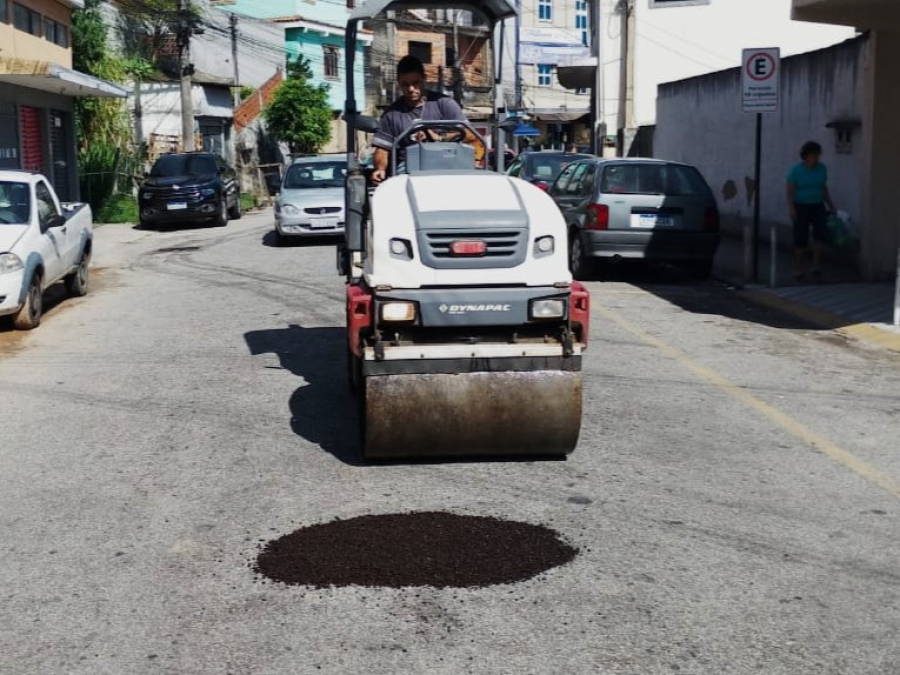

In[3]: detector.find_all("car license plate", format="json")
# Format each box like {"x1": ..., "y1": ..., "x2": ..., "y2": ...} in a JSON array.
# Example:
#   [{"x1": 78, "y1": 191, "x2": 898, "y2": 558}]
[
  {"x1": 167, "y1": 202, "x2": 188, "y2": 211},
  {"x1": 631, "y1": 214, "x2": 674, "y2": 228},
  {"x1": 309, "y1": 219, "x2": 338, "y2": 230}
]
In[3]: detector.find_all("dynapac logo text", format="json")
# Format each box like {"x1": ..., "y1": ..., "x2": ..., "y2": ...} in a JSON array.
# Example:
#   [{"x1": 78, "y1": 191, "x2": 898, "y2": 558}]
[{"x1": 439, "y1": 304, "x2": 512, "y2": 314}]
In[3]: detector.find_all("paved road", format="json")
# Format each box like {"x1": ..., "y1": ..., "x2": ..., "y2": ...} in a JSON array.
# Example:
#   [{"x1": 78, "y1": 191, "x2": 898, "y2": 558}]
[{"x1": 2, "y1": 209, "x2": 899, "y2": 675}]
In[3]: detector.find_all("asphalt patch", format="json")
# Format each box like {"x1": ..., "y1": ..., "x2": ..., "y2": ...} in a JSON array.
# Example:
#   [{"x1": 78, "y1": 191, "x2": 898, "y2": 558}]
[{"x1": 254, "y1": 511, "x2": 578, "y2": 588}]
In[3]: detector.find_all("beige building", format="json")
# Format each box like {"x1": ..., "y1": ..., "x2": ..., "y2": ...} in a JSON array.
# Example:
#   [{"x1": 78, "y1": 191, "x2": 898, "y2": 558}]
[
  {"x1": 0, "y1": 0, "x2": 125, "y2": 199},
  {"x1": 792, "y1": 0, "x2": 900, "y2": 280}
]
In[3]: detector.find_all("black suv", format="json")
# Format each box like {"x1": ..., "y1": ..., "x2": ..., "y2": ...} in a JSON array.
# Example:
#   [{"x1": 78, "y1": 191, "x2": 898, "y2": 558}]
[{"x1": 139, "y1": 152, "x2": 241, "y2": 229}]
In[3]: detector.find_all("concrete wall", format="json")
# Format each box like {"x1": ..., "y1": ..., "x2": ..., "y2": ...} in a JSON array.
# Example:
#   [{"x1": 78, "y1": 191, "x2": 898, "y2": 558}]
[
  {"x1": 656, "y1": 37, "x2": 866, "y2": 247},
  {"x1": 860, "y1": 31, "x2": 900, "y2": 280},
  {"x1": 0, "y1": 0, "x2": 73, "y2": 68}
]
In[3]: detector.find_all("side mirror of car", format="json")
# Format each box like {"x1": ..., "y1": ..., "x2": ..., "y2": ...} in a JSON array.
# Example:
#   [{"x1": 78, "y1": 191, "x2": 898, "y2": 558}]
[{"x1": 47, "y1": 214, "x2": 66, "y2": 229}]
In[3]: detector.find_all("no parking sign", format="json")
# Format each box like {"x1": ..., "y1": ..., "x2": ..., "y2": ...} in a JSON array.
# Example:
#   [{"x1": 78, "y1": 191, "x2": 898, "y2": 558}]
[{"x1": 742, "y1": 48, "x2": 780, "y2": 113}]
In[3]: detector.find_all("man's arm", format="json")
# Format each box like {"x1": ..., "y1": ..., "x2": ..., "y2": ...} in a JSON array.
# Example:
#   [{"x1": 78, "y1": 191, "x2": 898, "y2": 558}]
[
  {"x1": 371, "y1": 114, "x2": 395, "y2": 183},
  {"x1": 438, "y1": 97, "x2": 477, "y2": 143}
]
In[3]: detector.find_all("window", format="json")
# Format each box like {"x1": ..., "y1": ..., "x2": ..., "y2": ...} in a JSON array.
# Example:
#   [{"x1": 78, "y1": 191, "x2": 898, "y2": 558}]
[
  {"x1": 323, "y1": 45, "x2": 340, "y2": 80},
  {"x1": 537, "y1": 64, "x2": 552, "y2": 87},
  {"x1": 575, "y1": 0, "x2": 589, "y2": 46},
  {"x1": 408, "y1": 40, "x2": 432, "y2": 64},
  {"x1": 600, "y1": 163, "x2": 712, "y2": 196},
  {"x1": 445, "y1": 47, "x2": 456, "y2": 68},
  {"x1": 284, "y1": 161, "x2": 347, "y2": 189},
  {"x1": 552, "y1": 164, "x2": 578, "y2": 195},
  {"x1": 13, "y1": 3, "x2": 41, "y2": 36},
  {"x1": 538, "y1": 0, "x2": 552, "y2": 21},
  {"x1": 0, "y1": 1, "x2": 7, "y2": 24},
  {"x1": 44, "y1": 18, "x2": 68, "y2": 47},
  {"x1": 35, "y1": 182, "x2": 59, "y2": 229},
  {"x1": 346, "y1": 0, "x2": 355, "y2": 7},
  {"x1": 0, "y1": 182, "x2": 31, "y2": 225}
]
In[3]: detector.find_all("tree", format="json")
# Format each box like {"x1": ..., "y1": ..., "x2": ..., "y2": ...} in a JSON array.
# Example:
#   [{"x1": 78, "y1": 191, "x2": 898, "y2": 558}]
[{"x1": 265, "y1": 56, "x2": 332, "y2": 154}]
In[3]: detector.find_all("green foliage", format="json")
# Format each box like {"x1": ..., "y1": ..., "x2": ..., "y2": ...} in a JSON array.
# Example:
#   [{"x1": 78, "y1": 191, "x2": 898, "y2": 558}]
[
  {"x1": 265, "y1": 56, "x2": 332, "y2": 154},
  {"x1": 239, "y1": 85, "x2": 257, "y2": 101},
  {"x1": 115, "y1": 0, "x2": 200, "y2": 65},
  {"x1": 240, "y1": 192, "x2": 257, "y2": 212},
  {"x1": 97, "y1": 194, "x2": 139, "y2": 224}
]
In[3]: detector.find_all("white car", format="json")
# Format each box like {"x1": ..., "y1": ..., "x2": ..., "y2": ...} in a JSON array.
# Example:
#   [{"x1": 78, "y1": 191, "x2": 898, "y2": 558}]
[
  {"x1": 274, "y1": 155, "x2": 347, "y2": 243},
  {"x1": 0, "y1": 171, "x2": 93, "y2": 330}
]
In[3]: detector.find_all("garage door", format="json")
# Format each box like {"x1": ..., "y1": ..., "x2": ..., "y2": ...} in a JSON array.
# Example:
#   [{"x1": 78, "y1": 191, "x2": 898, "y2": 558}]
[{"x1": 20, "y1": 106, "x2": 44, "y2": 174}]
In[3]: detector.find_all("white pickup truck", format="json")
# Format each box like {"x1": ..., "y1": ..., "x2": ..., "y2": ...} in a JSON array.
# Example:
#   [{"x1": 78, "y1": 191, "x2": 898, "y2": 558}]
[{"x1": 0, "y1": 171, "x2": 93, "y2": 330}]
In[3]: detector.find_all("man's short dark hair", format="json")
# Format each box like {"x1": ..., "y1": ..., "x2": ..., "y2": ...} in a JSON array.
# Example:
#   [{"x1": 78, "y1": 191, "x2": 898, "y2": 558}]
[
  {"x1": 800, "y1": 141, "x2": 822, "y2": 159},
  {"x1": 398, "y1": 55, "x2": 425, "y2": 77}
]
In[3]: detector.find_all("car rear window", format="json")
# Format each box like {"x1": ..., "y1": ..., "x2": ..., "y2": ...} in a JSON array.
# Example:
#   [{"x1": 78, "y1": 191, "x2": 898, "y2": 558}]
[
  {"x1": 600, "y1": 164, "x2": 710, "y2": 196},
  {"x1": 528, "y1": 154, "x2": 589, "y2": 181},
  {"x1": 284, "y1": 162, "x2": 347, "y2": 189},
  {"x1": 151, "y1": 154, "x2": 218, "y2": 177},
  {"x1": 0, "y1": 181, "x2": 30, "y2": 225}
]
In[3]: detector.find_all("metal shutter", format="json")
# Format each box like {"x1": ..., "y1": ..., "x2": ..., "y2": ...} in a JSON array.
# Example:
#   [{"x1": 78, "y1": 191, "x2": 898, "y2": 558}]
[{"x1": 20, "y1": 106, "x2": 43, "y2": 173}]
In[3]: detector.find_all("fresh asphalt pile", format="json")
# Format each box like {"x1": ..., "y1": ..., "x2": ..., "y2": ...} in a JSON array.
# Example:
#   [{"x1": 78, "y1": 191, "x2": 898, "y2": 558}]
[{"x1": 254, "y1": 511, "x2": 578, "y2": 589}]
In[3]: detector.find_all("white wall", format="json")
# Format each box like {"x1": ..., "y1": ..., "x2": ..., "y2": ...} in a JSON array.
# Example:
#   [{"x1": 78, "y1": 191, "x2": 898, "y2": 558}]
[
  {"x1": 597, "y1": 0, "x2": 855, "y2": 129},
  {"x1": 655, "y1": 37, "x2": 866, "y2": 238}
]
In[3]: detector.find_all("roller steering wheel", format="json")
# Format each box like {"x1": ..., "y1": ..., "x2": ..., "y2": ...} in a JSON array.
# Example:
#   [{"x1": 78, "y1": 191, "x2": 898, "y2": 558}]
[{"x1": 415, "y1": 124, "x2": 467, "y2": 144}]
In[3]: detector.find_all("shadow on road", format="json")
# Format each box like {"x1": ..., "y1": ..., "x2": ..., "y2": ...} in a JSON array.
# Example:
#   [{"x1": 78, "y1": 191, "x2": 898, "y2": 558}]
[
  {"x1": 261, "y1": 231, "x2": 343, "y2": 248},
  {"x1": 595, "y1": 260, "x2": 824, "y2": 331},
  {"x1": 243, "y1": 324, "x2": 569, "y2": 466},
  {"x1": 244, "y1": 324, "x2": 363, "y2": 465}
]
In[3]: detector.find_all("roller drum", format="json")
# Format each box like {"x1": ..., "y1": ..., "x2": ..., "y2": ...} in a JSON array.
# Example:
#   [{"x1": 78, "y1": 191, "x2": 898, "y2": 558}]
[{"x1": 362, "y1": 370, "x2": 582, "y2": 458}]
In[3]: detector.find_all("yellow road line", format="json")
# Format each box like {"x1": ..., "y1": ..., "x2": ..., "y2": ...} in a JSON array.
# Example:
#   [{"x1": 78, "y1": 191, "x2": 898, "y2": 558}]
[{"x1": 597, "y1": 305, "x2": 900, "y2": 499}]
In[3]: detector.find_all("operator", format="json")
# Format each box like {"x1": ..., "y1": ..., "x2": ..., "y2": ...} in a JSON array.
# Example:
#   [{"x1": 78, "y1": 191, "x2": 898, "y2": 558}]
[{"x1": 371, "y1": 55, "x2": 475, "y2": 182}]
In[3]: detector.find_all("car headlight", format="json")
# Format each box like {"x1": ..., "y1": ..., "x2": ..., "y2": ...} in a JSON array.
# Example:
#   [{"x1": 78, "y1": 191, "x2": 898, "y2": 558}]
[
  {"x1": 200, "y1": 188, "x2": 216, "y2": 197},
  {"x1": 530, "y1": 298, "x2": 566, "y2": 320},
  {"x1": 0, "y1": 253, "x2": 24, "y2": 275},
  {"x1": 381, "y1": 301, "x2": 416, "y2": 322},
  {"x1": 141, "y1": 192, "x2": 153, "y2": 200},
  {"x1": 282, "y1": 204, "x2": 300, "y2": 215}
]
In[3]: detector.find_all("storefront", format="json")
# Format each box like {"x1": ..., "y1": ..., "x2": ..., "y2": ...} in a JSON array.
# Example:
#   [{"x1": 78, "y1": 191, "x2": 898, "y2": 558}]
[{"x1": 0, "y1": 62, "x2": 126, "y2": 201}]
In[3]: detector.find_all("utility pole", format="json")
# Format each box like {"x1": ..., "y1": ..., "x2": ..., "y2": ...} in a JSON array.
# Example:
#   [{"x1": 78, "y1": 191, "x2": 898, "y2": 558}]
[
  {"x1": 514, "y1": 0, "x2": 522, "y2": 112},
  {"x1": 230, "y1": 13, "x2": 241, "y2": 106},
  {"x1": 617, "y1": 0, "x2": 635, "y2": 156},
  {"x1": 452, "y1": 10, "x2": 464, "y2": 105},
  {"x1": 177, "y1": 0, "x2": 196, "y2": 152},
  {"x1": 590, "y1": 0, "x2": 604, "y2": 155}
]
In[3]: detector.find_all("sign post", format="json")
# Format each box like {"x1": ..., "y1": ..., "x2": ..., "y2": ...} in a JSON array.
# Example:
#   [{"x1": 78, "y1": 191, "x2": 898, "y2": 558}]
[{"x1": 742, "y1": 48, "x2": 780, "y2": 283}]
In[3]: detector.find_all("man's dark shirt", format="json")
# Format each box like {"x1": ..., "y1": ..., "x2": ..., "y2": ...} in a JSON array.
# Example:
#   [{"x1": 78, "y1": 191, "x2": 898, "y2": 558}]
[{"x1": 373, "y1": 91, "x2": 466, "y2": 165}]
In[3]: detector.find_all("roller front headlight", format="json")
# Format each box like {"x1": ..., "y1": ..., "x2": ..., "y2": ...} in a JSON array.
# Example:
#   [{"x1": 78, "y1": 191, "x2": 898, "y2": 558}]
[
  {"x1": 381, "y1": 301, "x2": 416, "y2": 322},
  {"x1": 530, "y1": 298, "x2": 566, "y2": 320}
]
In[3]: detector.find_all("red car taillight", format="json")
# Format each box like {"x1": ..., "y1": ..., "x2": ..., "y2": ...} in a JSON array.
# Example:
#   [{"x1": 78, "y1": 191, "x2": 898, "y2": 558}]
[
  {"x1": 585, "y1": 204, "x2": 609, "y2": 230},
  {"x1": 532, "y1": 181, "x2": 549, "y2": 192},
  {"x1": 704, "y1": 207, "x2": 720, "y2": 232}
]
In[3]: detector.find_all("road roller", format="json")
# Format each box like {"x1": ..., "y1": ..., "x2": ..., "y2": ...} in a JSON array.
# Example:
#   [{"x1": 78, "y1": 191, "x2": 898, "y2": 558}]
[{"x1": 339, "y1": 0, "x2": 590, "y2": 459}]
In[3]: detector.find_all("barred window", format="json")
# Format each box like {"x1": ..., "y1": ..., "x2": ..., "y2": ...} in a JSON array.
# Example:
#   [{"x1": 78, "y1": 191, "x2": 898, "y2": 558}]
[{"x1": 323, "y1": 46, "x2": 340, "y2": 80}]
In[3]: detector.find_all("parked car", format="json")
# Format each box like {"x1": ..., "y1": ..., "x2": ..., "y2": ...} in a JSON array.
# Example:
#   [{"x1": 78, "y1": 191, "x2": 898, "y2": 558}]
[
  {"x1": 0, "y1": 172, "x2": 93, "y2": 330},
  {"x1": 139, "y1": 152, "x2": 241, "y2": 229},
  {"x1": 548, "y1": 158, "x2": 720, "y2": 279},
  {"x1": 274, "y1": 155, "x2": 347, "y2": 243},
  {"x1": 505, "y1": 150, "x2": 593, "y2": 191}
]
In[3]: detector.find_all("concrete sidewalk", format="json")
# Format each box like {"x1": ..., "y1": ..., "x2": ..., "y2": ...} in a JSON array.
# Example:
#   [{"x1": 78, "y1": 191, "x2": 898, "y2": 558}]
[{"x1": 713, "y1": 233, "x2": 900, "y2": 352}]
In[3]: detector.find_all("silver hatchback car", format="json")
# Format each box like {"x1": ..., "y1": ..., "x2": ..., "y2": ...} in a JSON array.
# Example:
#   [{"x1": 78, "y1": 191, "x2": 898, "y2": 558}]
[
  {"x1": 549, "y1": 158, "x2": 720, "y2": 279},
  {"x1": 274, "y1": 155, "x2": 347, "y2": 243}
]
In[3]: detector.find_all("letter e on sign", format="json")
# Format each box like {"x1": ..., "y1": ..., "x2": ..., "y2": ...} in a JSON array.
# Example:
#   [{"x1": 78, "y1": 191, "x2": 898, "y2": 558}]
[{"x1": 742, "y1": 48, "x2": 780, "y2": 113}]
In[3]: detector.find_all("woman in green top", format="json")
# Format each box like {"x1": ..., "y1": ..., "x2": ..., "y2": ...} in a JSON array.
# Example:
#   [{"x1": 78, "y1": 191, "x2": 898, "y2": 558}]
[{"x1": 786, "y1": 141, "x2": 835, "y2": 282}]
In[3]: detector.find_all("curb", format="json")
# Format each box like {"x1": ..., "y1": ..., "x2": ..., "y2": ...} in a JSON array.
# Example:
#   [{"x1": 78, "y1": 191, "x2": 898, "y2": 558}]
[{"x1": 739, "y1": 289, "x2": 900, "y2": 354}]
